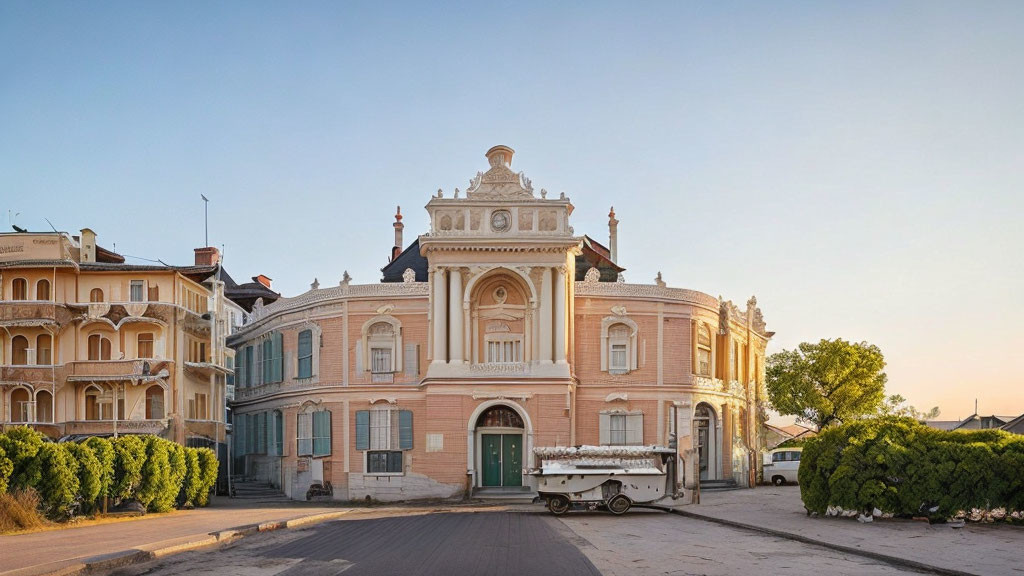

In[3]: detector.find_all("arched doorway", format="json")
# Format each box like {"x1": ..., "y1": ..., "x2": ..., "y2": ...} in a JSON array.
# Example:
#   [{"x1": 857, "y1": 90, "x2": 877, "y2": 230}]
[
  {"x1": 474, "y1": 404, "x2": 525, "y2": 488},
  {"x1": 145, "y1": 385, "x2": 164, "y2": 419},
  {"x1": 694, "y1": 402, "x2": 720, "y2": 481},
  {"x1": 10, "y1": 388, "x2": 31, "y2": 422}
]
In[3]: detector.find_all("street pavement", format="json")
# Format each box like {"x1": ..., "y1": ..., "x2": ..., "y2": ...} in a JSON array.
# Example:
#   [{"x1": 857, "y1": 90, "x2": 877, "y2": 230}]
[
  {"x1": 0, "y1": 497, "x2": 353, "y2": 576},
  {"x1": 109, "y1": 508, "x2": 924, "y2": 576},
  {"x1": 680, "y1": 486, "x2": 1024, "y2": 576}
]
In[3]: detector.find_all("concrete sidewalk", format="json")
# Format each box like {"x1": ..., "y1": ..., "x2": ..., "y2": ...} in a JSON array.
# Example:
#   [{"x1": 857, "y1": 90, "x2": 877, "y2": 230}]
[
  {"x1": 0, "y1": 497, "x2": 359, "y2": 576},
  {"x1": 674, "y1": 486, "x2": 1024, "y2": 576}
]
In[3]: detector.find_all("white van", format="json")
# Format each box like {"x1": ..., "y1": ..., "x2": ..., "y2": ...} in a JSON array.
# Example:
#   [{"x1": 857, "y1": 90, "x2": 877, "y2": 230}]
[{"x1": 763, "y1": 447, "x2": 802, "y2": 486}]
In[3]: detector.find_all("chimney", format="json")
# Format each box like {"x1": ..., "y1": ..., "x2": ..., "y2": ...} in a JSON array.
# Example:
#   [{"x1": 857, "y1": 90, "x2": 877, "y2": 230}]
[
  {"x1": 391, "y1": 205, "x2": 404, "y2": 262},
  {"x1": 253, "y1": 275, "x2": 272, "y2": 289},
  {"x1": 608, "y1": 207, "x2": 619, "y2": 264},
  {"x1": 79, "y1": 228, "x2": 97, "y2": 263},
  {"x1": 194, "y1": 246, "x2": 220, "y2": 266}
]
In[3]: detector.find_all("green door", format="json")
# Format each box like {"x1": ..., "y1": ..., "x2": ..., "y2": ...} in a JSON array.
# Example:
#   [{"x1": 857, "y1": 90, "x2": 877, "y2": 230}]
[
  {"x1": 502, "y1": 434, "x2": 523, "y2": 487},
  {"x1": 481, "y1": 434, "x2": 502, "y2": 487}
]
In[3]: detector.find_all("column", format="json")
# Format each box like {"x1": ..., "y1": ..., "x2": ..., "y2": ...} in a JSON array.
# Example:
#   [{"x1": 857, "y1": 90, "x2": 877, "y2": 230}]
[
  {"x1": 448, "y1": 268, "x2": 463, "y2": 364},
  {"x1": 539, "y1": 267, "x2": 553, "y2": 364},
  {"x1": 432, "y1": 267, "x2": 447, "y2": 365},
  {"x1": 554, "y1": 265, "x2": 567, "y2": 364}
]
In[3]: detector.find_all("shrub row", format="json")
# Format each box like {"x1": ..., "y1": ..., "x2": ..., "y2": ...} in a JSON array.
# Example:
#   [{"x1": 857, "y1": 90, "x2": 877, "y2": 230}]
[
  {"x1": 799, "y1": 417, "x2": 1024, "y2": 521},
  {"x1": 0, "y1": 427, "x2": 218, "y2": 520}
]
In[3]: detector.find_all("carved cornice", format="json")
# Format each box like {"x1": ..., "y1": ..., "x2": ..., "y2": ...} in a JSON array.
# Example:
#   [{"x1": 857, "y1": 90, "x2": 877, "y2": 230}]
[{"x1": 576, "y1": 282, "x2": 720, "y2": 309}]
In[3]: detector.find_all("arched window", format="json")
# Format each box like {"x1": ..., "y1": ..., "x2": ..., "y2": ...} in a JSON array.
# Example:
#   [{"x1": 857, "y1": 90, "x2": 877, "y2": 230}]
[
  {"x1": 36, "y1": 334, "x2": 52, "y2": 365},
  {"x1": 36, "y1": 279, "x2": 50, "y2": 301},
  {"x1": 35, "y1": 390, "x2": 53, "y2": 422},
  {"x1": 145, "y1": 385, "x2": 164, "y2": 419},
  {"x1": 12, "y1": 335, "x2": 29, "y2": 365},
  {"x1": 88, "y1": 334, "x2": 111, "y2": 360},
  {"x1": 697, "y1": 325, "x2": 712, "y2": 376},
  {"x1": 476, "y1": 405, "x2": 524, "y2": 429},
  {"x1": 600, "y1": 317, "x2": 638, "y2": 374},
  {"x1": 137, "y1": 332, "x2": 154, "y2": 359},
  {"x1": 360, "y1": 318, "x2": 402, "y2": 381},
  {"x1": 90, "y1": 288, "x2": 104, "y2": 302},
  {"x1": 11, "y1": 388, "x2": 30, "y2": 422},
  {"x1": 12, "y1": 278, "x2": 27, "y2": 300}
]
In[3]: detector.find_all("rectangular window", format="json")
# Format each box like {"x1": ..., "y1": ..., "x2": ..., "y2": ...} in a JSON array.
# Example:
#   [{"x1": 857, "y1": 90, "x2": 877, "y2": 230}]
[
  {"x1": 244, "y1": 346, "x2": 254, "y2": 387},
  {"x1": 600, "y1": 412, "x2": 643, "y2": 446},
  {"x1": 485, "y1": 337, "x2": 522, "y2": 363},
  {"x1": 609, "y1": 414, "x2": 627, "y2": 445},
  {"x1": 356, "y1": 409, "x2": 412, "y2": 474},
  {"x1": 698, "y1": 348, "x2": 711, "y2": 377},
  {"x1": 297, "y1": 412, "x2": 313, "y2": 456},
  {"x1": 194, "y1": 393, "x2": 208, "y2": 420},
  {"x1": 138, "y1": 333, "x2": 154, "y2": 359},
  {"x1": 610, "y1": 344, "x2": 627, "y2": 370},
  {"x1": 130, "y1": 280, "x2": 144, "y2": 302},
  {"x1": 371, "y1": 347, "x2": 391, "y2": 374},
  {"x1": 367, "y1": 451, "x2": 403, "y2": 474}
]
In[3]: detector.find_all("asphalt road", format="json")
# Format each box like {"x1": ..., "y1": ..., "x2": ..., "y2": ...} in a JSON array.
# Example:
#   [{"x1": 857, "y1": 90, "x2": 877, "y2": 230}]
[
  {"x1": 109, "y1": 508, "x2": 924, "y2": 576},
  {"x1": 264, "y1": 511, "x2": 600, "y2": 576}
]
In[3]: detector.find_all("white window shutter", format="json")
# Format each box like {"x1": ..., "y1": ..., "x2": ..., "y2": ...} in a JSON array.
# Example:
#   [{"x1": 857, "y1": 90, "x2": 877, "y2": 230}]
[
  {"x1": 626, "y1": 413, "x2": 643, "y2": 445},
  {"x1": 404, "y1": 344, "x2": 418, "y2": 377},
  {"x1": 599, "y1": 413, "x2": 611, "y2": 445}
]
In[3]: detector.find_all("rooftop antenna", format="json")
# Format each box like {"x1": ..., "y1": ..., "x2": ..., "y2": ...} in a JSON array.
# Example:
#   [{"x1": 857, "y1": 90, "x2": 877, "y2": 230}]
[{"x1": 201, "y1": 194, "x2": 209, "y2": 247}]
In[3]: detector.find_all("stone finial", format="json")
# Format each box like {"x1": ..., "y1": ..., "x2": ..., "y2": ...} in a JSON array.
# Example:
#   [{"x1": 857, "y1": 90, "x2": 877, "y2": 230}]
[
  {"x1": 454, "y1": 187, "x2": 460, "y2": 198},
  {"x1": 311, "y1": 278, "x2": 320, "y2": 290},
  {"x1": 616, "y1": 272, "x2": 626, "y2": 283},
  {"x1": 402, "y1": 268, "x2": 416, "y2": 283},
  {"x1": 340, "y1": 271, "x2": 352, "y2": 287},
  {"x1": 584, "y1": 267, "x2": 600, "y2": 283},
  {"x1": 559, "y1": 191, "x2": 566, "y2": 200},
  {"x1": 437, "y1": 188, "x2": 443, "y2": 198},
  {"x1": 540, "y1": 188, "x2": 547, "y2": 199},
  {"x1": 655, "y1": 271, "x2": 666, "y2": 287},
  {"x1": 485, "y1": 145, "x2": 515, "y2": 168},
  {"x1": 608, "y1": 206, "x2": 619, "y2": 264}
]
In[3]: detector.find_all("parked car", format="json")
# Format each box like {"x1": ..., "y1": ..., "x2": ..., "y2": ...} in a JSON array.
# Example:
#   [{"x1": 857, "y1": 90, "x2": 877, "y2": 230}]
[{"x1": 763, "y1": 447, "x2": 802, "y2": 486}]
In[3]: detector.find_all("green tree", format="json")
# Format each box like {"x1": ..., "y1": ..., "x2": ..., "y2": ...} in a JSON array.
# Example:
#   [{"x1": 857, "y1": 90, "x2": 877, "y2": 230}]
[
  {"x1": 766, "y1": 338, "x2": 887, "y2": 430},
  {"x1": 881, "y1": 394, "x2": 940, "y2": 420}
]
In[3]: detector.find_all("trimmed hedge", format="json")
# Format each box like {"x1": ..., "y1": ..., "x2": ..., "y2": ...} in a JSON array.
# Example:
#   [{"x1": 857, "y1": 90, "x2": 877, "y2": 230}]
[
  {"x1": 0, "y1": 427, "x2": 219, "y2": 521},
  {"x1": 799, "y1": 417, "x2": 1024, "y2": 520}
]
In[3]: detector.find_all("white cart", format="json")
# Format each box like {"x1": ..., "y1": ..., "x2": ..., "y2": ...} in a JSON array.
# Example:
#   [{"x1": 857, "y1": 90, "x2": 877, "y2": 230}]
[{"x1": 532, "y1": 446, "x2": 678, "y2": 515}]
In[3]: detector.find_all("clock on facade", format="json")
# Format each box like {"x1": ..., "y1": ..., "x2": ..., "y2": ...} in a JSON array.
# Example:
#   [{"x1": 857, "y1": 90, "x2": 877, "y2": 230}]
[{"x1": 490, "y1": 210, "x2": 511, "y2": 232}]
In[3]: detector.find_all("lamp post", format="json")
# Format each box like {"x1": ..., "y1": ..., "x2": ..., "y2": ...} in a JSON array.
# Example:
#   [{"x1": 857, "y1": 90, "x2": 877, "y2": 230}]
[{"x1": 201, "y1": 194, "x2": 209, "y2": 247}]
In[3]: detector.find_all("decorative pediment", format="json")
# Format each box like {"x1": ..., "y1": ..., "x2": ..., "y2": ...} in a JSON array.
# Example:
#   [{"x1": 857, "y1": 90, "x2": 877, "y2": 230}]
[{"x1": 466, "y1": 145, "x2": 535, "y2": 199}]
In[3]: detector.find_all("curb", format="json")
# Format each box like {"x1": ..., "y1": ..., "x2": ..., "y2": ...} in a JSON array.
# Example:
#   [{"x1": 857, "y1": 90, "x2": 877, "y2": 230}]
[
  {"x1": 665, "y1": 507, "x2": 977, "y2": 576},
  {"x1": 4, "y1": 510, "x2": 353, "y2": 576}
]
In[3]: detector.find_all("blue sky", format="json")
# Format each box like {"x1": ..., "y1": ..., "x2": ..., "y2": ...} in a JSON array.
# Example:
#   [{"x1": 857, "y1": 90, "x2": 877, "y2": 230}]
[{"x1": 2, "y1": 1, "x2": 1022, "y2": 421}]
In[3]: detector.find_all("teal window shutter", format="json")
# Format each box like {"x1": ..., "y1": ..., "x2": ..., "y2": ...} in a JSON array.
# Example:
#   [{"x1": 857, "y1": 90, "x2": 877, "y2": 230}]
[
  {"x1": 274, "y1": 410, "x2": 283, "y2": 456},
  {"x1": 399, "y1": 410, "x2": 413, "y2": 450},
  {"x1": 355, "y1": 410, "x2": 370, "y2": 450},
  {"x1": 313, "y1": 410, "x2": 332, "y2": 456},
  {"x1": 298, "y1": 330, "x2": 312, "y2": 378},
  {"x1": 273, "y1": 331, "x2": 284, "y2": 382},
  {"x1": 262, "y1": 339, "x2": 273, "y2": 383}
]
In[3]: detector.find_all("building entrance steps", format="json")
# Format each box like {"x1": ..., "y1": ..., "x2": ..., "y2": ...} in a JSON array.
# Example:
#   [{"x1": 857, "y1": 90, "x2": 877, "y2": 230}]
[
  {"x1": 699, "y1": 479, "x2": 739, "y2": 492},
  {"x1": 231, "y1": 479, "x2": 290, "y2": 503},
  {"x1": 472, "y1": 486, "x2": 538, "y2": 502}
]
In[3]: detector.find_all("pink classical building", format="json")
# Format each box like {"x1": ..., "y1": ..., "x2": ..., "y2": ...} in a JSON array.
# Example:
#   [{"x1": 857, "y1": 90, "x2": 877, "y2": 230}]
[{"x1": 229, "y1": 146, "x2": 772, "y2": 501}]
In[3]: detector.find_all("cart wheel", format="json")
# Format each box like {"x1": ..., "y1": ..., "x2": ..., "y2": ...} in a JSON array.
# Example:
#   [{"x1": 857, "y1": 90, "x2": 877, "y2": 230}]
[
  {"x1": 547, "y1": 495, "x2": 570, "y2": 515},
  {"x1": 607, "y1": 494, "x2": 631, "y2": 515}
]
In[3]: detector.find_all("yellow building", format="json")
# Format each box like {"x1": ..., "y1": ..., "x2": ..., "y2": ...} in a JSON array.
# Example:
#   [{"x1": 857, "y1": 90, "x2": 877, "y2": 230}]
[{"x1": 0, "y1": 229, "x2": 259, "y2": 460}]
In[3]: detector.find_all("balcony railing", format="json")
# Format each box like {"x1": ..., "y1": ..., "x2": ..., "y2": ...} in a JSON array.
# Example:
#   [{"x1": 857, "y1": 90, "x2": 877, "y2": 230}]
[
  {"x1": 0, "y1": 302, "x2": 59, "y2": 323},
  {"x1": 64, "y1": 419, "x2": 170, "y2": 436},
  {"x1": 0, "y1": 365, "x2": 59, "y2": 383}
]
